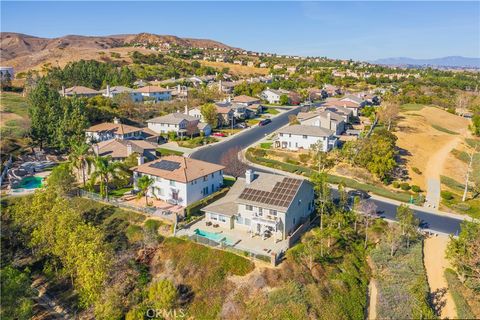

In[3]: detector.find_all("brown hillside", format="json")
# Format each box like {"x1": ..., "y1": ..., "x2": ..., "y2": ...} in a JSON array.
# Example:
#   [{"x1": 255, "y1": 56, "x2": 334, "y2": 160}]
[{"x1": 0, "y1": 32, "x2": 239, "y2": 73}]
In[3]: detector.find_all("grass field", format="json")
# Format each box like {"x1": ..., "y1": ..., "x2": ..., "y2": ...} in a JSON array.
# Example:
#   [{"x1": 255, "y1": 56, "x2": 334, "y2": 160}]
[
  {"x1": 265, "y1": 107, "x2": 280, "y2": 115},
  {"x1": 156, "y1": 147, "x2": 184, "y2": 156},
  {"x1": 400, "y1": 103, "x2": 426, "y2": 111},
  {"x1": 0, "y1": 92, "x2": 31, "y2": 154},
  {"x1": 431, "y1": 124, "x2": 460, "y2": 135}
]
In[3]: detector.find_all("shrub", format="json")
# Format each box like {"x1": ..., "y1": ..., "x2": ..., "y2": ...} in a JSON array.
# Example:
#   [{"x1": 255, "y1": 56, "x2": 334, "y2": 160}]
[
  {"x1": 144, "y1": 219, "x2": 161, "y2": 234},
  {"x1": 441, "y1": 191, "x2": 454, "y2": 201},
  {"x1": 392, "y1": 181, "x2": 400, "y2": 188},
  {"x1": 185, "y1": 187, "x2": 230, "y2": 218},
  {"x1": 411, "y1": 167, "x2": 422, "y2": 175},
  {"x1": 299, "y1": 154, "x2": 310, "y2": 164},
  {"x1": 252, "y1": 148, "x2": 267, "y2": 158},
  {"x1": 411, "y1": 185, "x2": 421, "y2": 193},
  {"x1": 400, "y1": 183, "x2": 411, "y2": 191},
  {"x1": 260, "y1": 142, "x2": 272, "y2": 149},
  {"x1": 148, "y1": 279, "x2": 178, "y2": 310}
]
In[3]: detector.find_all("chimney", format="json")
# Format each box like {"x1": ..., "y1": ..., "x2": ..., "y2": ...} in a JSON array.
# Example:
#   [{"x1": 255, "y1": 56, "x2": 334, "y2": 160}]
[
  {"x1": 62, "y1": 86, "x2": 66, "y2": 97},
  {"x1": 127, "y1": 143, "x2": 133, "y2": 156},
  {"x1": 184, "y1": 105, "x2": 189, "y2": 115},
  {"x1": 106, "y1": 84, "x2": 111, "y2": 96},
  {"x1": 113, "y1": 117, "x2": 120, "y2": 124},
  {"x1": 137, "y1": 155, "x2": 144, "y2": 165},
  {"x1": 245, "y1": 169, "x2": 255, "y2": 184},
  {"x1": 327, "y1": 112, "x2": 332, "y2": 130}
]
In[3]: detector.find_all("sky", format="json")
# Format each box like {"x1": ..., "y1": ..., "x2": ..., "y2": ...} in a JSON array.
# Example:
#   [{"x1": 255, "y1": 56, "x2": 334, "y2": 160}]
[{"x1": 1, "y1": 1, "x2": 479, "y2": 61}]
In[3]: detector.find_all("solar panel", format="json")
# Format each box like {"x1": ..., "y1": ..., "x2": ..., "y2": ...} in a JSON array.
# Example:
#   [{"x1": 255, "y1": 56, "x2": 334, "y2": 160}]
[{"x1": 149, "y1": 160, "x2": 181, "y2": 171}]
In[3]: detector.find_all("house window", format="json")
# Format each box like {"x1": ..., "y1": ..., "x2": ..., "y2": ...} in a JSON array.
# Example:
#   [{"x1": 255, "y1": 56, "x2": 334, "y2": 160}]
[
  {"x1": 280, "y1": 133, "x2": 283, "y2": 137},
  {"x1": 258, "y1": 208, "x2": 263, "y2": 215},
  {"x1": 202, "y1": 186, "x2": 209, "y2": 195},
  {"x1": 303, "y1": 135, "x2": 308, "y2": 139},
  {"x1": 246, "y1": 205, "x2": 253, "y2": 211},
  {"x1": 210, "y1": 213, "x2": 218, "y2": 221},
  {"x1": 244, "y1": 218, "x2": 251, "y2": 226},
  {"x1": 219, "y1": 215, "x2": 227, "y2": 223},
  {"x1": 157, "y1": 188, "x2": 165, "y2": 196},
  {"x1": 203, "y1": 176, "x2": 208, "y2": 182},
  {"x1": 170, "y1": 180, "x2": 176, "y2": 186},
  {"x1": 211, "y1": 173, "x2": 214, "y2": 178},
  {"x1": 270, "y1": 209, "x2": 277, "y2": 216},
  {"x1": 235, "y1": 216, "x2": 244, "y2": 224}
]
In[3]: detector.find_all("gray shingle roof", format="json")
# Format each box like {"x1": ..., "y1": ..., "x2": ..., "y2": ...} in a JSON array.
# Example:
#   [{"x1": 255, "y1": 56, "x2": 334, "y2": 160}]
[
  {"x1": 147, "y1": 112, "x2": 198, "y2": 125},
  {"x1": 278, "y1": 125, "x2": 334, "y2": 137}
]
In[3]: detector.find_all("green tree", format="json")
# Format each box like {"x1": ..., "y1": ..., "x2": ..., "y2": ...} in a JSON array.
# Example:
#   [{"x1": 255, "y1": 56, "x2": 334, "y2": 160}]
[
  {"x1": 89, "y1": 156, "x2": 128, "y2": 198},
  {"x1": 137, "y1": 175, "x2": 154, "y2": 206},
  {"x1": 447, "y1": 220, "x2": 480, "y2": 291},
  {"x1": 279, "y1": 94, "x2": 289, "y2": 105},
  {"x1": 200, "y1": 103, "x2": 218, "y2": 128},
  {"x1": 68, "y1": 141, "x2": 93, "y2": 187},
  {"x1": 0, "y1": 266, "x2": 34, "y2": 320},
  {"x1": 46, "y1": 163, "x2": 77, "y2": 195},
  {"x1": 396, "y1": 204, "x2": 419, "y2": 248}
]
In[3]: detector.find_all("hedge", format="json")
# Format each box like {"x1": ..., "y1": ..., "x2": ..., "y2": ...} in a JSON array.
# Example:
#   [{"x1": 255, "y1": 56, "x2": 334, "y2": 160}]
[{"x1": 185, "y1": 187, "x2": 230, "y2": 219}]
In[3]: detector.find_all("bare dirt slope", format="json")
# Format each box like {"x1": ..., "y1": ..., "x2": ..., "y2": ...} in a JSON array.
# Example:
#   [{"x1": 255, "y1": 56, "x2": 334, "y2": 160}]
[
  {"x1": 395, "y1": 106, "x2": 470, "y2": 191},
  {"x1": 423, "y1": 235, "x2": 457, "y2": 319}
]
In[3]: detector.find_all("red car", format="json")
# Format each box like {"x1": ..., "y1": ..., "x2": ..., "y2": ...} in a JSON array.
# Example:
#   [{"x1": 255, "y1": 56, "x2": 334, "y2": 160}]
[{"x1": 212, "y1": 132, "x2": 227, "y2": 137}]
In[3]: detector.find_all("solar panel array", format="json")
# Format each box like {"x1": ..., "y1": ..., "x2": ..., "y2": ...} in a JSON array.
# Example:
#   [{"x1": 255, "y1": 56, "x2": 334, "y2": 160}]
[
  {"x1": 239, "y1": 177, "x2": 301, "y2": 208},
  {"x1": 149, "y1": 159, "x2": 181, "y2": 171}
]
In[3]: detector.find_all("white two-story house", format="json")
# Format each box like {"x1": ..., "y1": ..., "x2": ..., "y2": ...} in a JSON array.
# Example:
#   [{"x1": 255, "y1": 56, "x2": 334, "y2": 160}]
[
  {"x1": 136, "y1": 86, "x2": 172, "y2": 102},
  {"x1": 203, "y1": 170, "x2": 315, "y2": 241},
  {"x1": 131, "y1": 155, "x2": 225, "y2": 207},
  {"x1": 102, "y1": 85, "x2": 143, "y2": 102},
  {"x1": 300, "y1": 111, "x2": 346, "y2": 135},
  {"x1": 275, "y1": 124, "x2": 337, "y2": 152},
  {"x1": 146, "y1": 112, "x2": 211, "y2": 137}
]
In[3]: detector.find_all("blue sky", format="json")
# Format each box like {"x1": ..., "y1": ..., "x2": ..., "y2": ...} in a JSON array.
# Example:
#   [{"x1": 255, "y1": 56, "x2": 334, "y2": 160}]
[{"x1": 2, "y1": 1, "x2": 479, "y2": 60}]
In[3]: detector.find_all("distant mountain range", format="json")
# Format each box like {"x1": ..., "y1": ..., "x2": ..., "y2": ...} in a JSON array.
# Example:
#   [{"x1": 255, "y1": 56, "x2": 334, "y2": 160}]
[{"x1": 372, "y1": 56, "x2": 480, "y2": 68}]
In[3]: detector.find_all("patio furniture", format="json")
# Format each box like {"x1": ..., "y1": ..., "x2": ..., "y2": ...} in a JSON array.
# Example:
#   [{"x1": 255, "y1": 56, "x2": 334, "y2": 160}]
[
  {"x1": 213, "y1": 224, "x2": 219, "y2": 228},
  {"x1": 206, "y1": 221, "x2": 212, "y2": 226}
]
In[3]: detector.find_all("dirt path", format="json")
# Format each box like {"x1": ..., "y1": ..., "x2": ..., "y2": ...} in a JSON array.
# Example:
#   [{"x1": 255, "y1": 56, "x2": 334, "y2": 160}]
[
  {"x1": 424, "y1": 135, "x2": 463, "y2": 209},
  {"x1": 423, "y1": 235, "x2": 457, "y2": 319},
  {"x1": 368, "y1": 278, "x2": 378, "y2": 320}
]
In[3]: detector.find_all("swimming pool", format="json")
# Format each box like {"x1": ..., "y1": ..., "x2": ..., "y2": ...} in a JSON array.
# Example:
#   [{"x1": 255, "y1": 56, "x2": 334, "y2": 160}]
[
  {"x1": 13, "y1": 176, "x2": 44, "y2": 190},
  {"x1": 194, "y1": 228, "x2": 235, "y2": 246}
]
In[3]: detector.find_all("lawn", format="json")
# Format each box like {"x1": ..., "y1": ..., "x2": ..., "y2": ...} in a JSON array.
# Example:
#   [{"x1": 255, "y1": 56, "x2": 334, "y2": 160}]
[
  {"x1": 108, "y1": 186, "x2": 133, "y2": 198},
  {"x1": 0, "y1": 92, "x2": 30, "y2": 118},
  {"x1": 0, "y1": 92, "x2": 31, "y2": 154},
  {"x1": 217, "y1": 128, "x2": 243, "y2": 135},
  {"x1": 400, "y1": 103, "x2": 426, "y2": 112},
  {"x1": 259, "y1": 142, "x2": 272, "y2": 149},
  {"x1": 177, "y1": 136, "x2": 218, "y2": 148},
  {"x1": 156, "y1": 147, "x2": 184, "y2": 156},
  {"x1": 265, "y1": 107, "x2": 280, "y2": 115},
  {"x1": 440, "y1": 175, "x2": 480, "y2": 219},
  {"x1": 431, "y1": 124, "x2": 459, "y2": 135},
  {"x1": 245, "y1": 118, "x2": 261, "y2": 126}
]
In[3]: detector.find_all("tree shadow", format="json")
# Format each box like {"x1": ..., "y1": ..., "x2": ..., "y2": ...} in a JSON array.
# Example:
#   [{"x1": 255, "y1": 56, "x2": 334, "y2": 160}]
[{"x1": 429, "y1": 287, "x2": 448, "y2": 317}]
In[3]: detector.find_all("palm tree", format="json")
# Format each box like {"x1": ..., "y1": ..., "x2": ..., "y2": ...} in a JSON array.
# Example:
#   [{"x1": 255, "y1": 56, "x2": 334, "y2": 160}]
[
  {"x1": 137, "y1": 175, "x2": 154, "y2": 206},
  {"x1": 89, "y1": 156, "x2": 127, "y2": 199},
  {"x1": 68, "y1": 141, "x2": 93, "y2": 187}
]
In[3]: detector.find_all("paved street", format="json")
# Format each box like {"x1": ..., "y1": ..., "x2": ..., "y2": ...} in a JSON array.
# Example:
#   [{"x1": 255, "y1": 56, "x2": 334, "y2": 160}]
[
  {"x1": 191, "y1": 117, "x2": 466, "y2": 236},
  {"x1": 190, "y1": 107, "x2": 301, "y2": 164}
]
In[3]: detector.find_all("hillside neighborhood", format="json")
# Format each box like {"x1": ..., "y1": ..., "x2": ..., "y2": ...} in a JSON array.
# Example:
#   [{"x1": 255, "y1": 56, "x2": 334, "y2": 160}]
[{"x1": 1, "y1": 3, "x2": 480, "y2": 318}]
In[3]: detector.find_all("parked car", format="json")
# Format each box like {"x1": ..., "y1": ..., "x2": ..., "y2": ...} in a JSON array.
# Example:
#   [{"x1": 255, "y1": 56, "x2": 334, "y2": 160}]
[
  {"x1": 347, "y1": 190, "x2": 370, "y2": 201},
  {"x1": 212, "y1": 132, "x2": 227, "y2": 137},
  {"x1": 258, "y1": 119, "x2": 272, "y2": 126},
  {"x1": 236, "y1": 123, "x2": 247, "y2": 129}
]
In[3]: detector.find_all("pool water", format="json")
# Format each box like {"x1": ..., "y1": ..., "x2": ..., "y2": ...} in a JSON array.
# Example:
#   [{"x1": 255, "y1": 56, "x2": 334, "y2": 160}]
[
  {"x1": 14, "y1": 176, "x2": 44, "y2": 189},
  {"x1": 194, "y1": 228, "x2": 235, "y2": 246}
]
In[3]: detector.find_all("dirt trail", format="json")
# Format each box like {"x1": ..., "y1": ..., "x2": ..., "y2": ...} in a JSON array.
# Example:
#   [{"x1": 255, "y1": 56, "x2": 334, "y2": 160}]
[
  {"x1": 368, "y1": 278, "x2": 378, "y2": 320},
  {"x1": 424, "y1": 134, "x2": 464, "y2": 209},
  {"x1": 423, "y1": 235, "x2": 457, "y2": 319}
]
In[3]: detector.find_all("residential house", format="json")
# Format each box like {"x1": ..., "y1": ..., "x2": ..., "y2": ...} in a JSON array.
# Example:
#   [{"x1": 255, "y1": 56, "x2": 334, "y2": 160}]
[
  {"x1": 203, "y1": 170, "x2": 315, "y2": 241},
  {"x1": 260, "y1": 88, "x2": 290, "y2": 104},
  {"x1": 231, "y1": 95, "x2": 261, "y2": 106},
  {"x1": 132, "y1": 156, "x2": 225, "y2": 206},
  {"x1": 323, "y1": 84, "x2": 342, "y2": 97},
  {"x1": 102, "y1": 85, "x2": 143, "y2": 102},
  {"x1": 85, "y1": 118, "x2": 155, "y2": 143},
  {"x1": 189, "y1": 106, "x2": 235, "y2": 128},
  {"x1": 324, "y1": 98, "x2": 361, "y2": 117},
  {"x1": 341, "y1": 94, "x2": 365, "y2": 107},
  {"x1": 93, "y1": 139, "x2": 158, "y2": 162},
  {"x1": 275, "y1": 125, "x2": 337, "y2": 151},
  {"x1": 215, "y1": 101, "x2": 248, "y2": 120},
  {"x1": 136, "y1": 86, "x2": 172, "y2": 102},
  {"x1": 60, "y1": 86, "x2": 100, "y2": 98},
  {"x1": 146, "y1": 112, "x2": 211, "y2": 137},
  {"x1": 300, "y1": 111, "x2": 346, "y2": 135}
]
